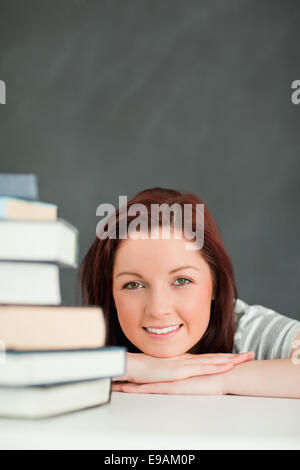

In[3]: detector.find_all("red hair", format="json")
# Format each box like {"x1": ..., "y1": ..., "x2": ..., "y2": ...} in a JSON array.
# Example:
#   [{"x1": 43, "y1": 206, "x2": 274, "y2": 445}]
[{"x1": 78, "y1": 187, "x2": 238, "y2": 354}]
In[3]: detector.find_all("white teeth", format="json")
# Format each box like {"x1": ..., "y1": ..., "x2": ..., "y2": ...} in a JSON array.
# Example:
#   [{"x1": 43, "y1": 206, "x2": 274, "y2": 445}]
[{"x1": 146, "y1": 325, "x2": 181, "y2": 334}]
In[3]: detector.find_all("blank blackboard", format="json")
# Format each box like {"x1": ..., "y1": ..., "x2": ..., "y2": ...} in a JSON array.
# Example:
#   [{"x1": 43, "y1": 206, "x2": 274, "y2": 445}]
[{"x1": 0, "y1": 0, "x2": 299, "y2": 320}]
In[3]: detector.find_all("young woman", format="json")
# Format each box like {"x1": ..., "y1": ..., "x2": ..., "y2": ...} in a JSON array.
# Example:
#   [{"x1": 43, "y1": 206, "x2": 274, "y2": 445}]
[{"x1": 79, "y1": 187, "x2": 300, "y2": 398}]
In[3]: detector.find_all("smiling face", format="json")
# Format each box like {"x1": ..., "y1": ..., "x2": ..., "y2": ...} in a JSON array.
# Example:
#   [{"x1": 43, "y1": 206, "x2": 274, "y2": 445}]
[{"x1": 112, "y1": 230, "x2": 215, "y2": 358}]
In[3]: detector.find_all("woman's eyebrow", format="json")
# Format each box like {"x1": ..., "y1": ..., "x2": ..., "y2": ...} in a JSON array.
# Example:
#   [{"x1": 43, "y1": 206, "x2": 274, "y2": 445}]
[{"x1": 115, "y1": 265, "x2": 199, "y2": 279}]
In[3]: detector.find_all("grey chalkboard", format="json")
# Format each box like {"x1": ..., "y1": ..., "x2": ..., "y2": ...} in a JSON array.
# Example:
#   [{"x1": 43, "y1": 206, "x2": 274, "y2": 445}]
[{"x1": 0, "y1": 0, "x2": 299, "y2": 320}]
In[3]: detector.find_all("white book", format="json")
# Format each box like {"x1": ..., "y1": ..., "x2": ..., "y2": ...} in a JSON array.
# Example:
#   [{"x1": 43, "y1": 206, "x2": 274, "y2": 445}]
[
  {"x1": 0, "y1": 262, "x2": 61, "y2": 304},
  {"x1": 0, "y1": 347, "x2": 127, "y2": 386},
  {"x1": 0, "y1": 218, "x2": 78, "y2": 268},
  {"x1": 0, "y1": 378, "x2": 111, "y2": 418}
]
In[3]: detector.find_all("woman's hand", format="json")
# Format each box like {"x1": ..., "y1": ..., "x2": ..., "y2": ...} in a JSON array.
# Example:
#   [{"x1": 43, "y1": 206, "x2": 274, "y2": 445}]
[
  {"x1": 112, "y1": 373, "x2": 227, "y2": 395},
  {"x1": 112, "y1": 351, "x2": 255, "y2": 386}
]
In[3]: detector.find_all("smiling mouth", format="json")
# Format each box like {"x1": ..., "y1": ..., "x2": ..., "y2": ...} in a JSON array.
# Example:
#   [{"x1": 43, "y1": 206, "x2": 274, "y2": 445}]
[{"x1": 142, "y1": 324, "x2": 183, "y2": 337}]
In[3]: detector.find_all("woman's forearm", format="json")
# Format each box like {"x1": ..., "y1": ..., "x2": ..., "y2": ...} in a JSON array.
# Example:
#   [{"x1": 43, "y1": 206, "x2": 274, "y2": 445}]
[
  {"x1": 224, "y1": 358, "x2": 300, "y2": 399},
  {"x1": 112, "y1": 351, "x2": 253, "y2": 384}
]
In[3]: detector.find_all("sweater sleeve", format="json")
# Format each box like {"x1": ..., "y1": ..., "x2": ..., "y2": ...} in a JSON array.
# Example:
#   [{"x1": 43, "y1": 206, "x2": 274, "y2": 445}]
[{"x1": 233, "y1": 298, "x2": 300, "y2": 360}]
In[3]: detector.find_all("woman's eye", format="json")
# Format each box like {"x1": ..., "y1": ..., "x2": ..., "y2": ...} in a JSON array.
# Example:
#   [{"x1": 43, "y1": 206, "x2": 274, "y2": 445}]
[
  {"x1": 174, "y1": 277, "x2": 191, "y2": 287},
  {"x1": 123, "y1": 278, "x2": 191, "y2": 289},
  {"x1": 123, "y1": 281, "x2": 142, "y2": 290}
]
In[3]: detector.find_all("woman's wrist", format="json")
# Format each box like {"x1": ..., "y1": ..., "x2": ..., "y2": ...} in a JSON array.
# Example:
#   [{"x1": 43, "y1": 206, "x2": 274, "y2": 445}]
[
  {"x1": 123, "y1": 352, "x2": 140, "y2": 382},
  {"x1": 112, "y1": 352, "x2": 138, "y2": 382},
  {"x1": 221, "y1": 363, "x2": 240, "y2": 395}
]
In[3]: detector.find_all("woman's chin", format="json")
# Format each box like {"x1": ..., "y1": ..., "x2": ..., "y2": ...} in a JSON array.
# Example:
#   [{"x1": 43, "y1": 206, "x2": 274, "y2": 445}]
[{"x1": 140, "y1": 346, "x2": 188, "y2": 358}]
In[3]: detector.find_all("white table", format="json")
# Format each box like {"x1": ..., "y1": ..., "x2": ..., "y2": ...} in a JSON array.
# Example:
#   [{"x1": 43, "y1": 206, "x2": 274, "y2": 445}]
[{"x1": 0, "y1": 392, "x2": 299, "y2": 450}]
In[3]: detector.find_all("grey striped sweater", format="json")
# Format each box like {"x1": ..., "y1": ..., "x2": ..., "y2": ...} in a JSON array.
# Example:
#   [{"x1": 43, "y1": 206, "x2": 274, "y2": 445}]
[{"x1": 233, "y1": 298, "x2": 300, "y2": 359}]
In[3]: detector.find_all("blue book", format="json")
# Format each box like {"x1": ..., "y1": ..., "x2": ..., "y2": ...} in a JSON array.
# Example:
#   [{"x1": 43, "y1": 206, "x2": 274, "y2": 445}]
[{"x1": 0, "y1": 173, "x2": 39, "y2": 200}]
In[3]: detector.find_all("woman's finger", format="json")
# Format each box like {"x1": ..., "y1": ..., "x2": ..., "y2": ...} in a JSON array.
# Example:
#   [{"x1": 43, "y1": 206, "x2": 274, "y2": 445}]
[
  {"x1": 230, "y1": 351, "x2": 255, "y2": 363},
  {"x1": 120, "y1": 382, "x2": 171, "y2": 394},
  {"x1": 112, "y1": 383, "x2": 124, "y2": 391},
  {"x1": 180, "y1": 351, "x2": 254, "y2": 360},
  {"x1": 114, "y1": 375, "x2": 226, "y2": 395},
  {"x1": 187, "y1": 362, "x2": 234, "y2": 376},
  {"x1": 183, "y1": 351, "x2": 254, "y2": 366}
]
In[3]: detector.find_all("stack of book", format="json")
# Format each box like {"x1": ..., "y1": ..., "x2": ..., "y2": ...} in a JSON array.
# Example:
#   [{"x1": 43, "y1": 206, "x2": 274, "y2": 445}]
[{"x1": 0, "y1": 173, "x2": 126, "y2": 418}]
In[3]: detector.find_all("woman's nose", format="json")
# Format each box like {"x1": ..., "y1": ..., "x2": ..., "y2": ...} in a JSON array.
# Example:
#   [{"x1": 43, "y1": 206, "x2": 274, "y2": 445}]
[{"x1": 144, "y1": 286, "x2": 174, "y2": 317}]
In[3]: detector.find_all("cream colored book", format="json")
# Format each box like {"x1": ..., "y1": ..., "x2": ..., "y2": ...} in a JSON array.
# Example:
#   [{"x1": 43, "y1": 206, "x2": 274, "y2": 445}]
[
  {"x1": 0, "y1": 196, "x2": 57, "y2": 220},
  {"x1": 0, "y1": 304, "x2": 106, "y2": 350}
]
